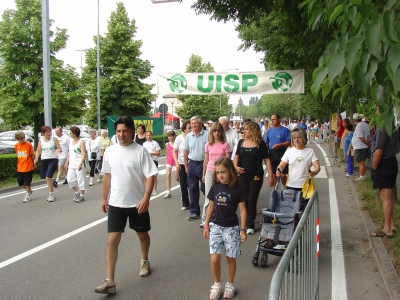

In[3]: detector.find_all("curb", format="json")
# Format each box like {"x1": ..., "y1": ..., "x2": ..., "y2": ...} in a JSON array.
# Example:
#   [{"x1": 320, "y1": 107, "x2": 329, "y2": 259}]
[
  {"x1": 0, "y1": 179, "x2": 48, "y2": 195},
  {"x1": 319, "y1": 140, "x2": 400, "y2": 299}
]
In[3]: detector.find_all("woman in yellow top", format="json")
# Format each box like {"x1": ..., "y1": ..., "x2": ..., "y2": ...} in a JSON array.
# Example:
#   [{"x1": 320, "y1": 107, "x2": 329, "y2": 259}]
[{"x1": 99, "y1": 130, "x2": 111, "y2": 180}]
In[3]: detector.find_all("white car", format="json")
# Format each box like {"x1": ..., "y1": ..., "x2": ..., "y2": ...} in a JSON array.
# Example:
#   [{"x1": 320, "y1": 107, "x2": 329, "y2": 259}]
[{"x1": 0, "y1": 131, "x2": 34, "y2": 146}]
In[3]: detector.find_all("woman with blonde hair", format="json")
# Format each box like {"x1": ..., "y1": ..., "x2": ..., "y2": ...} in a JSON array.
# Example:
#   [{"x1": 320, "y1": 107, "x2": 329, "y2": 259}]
[
  {"x1": 276, "y1": 128, "x2": 320, "y2": 191},
  {"x1": 233, "y1": 121, "x2": 272, "y2": 235},
  {"x1": 200, "y1": 122, "x2": 231, "y2": 228}
]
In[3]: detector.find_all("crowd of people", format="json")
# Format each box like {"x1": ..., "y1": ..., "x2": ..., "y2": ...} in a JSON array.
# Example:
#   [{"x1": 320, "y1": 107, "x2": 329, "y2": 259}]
[{"x1": 11, "y1": 110, "x2": 398, "y2": 298}]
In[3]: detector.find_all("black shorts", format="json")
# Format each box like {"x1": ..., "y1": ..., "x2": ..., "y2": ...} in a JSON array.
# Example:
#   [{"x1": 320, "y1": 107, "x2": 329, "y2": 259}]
[
  {"x1": 17, "y1": 170, "x2": 34, "y2": 186},
  {"x1": 371, "y1": 156, "x2": 398, "y2": 189},
  {"x1": 354, "y1": 148, "x2": 368, "y2": 162},
  {"x1": 107, "y1": 205, "x2": 151, "y2": 233},
  {"x1": 40, "y1": 158, "x2": 58, "y2": 179},
  {"x1": 269, "y1": 150, "x2": 288, "y2": 174}
]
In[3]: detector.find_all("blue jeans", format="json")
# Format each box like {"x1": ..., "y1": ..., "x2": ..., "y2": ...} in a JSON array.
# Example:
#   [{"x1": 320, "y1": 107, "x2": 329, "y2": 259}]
[
  {"x1": 346, "y1": 155, "x2": 354, "y2": 175},
  {"x1": 187, "y1": 160, "x2": 205, "y2": 215}
]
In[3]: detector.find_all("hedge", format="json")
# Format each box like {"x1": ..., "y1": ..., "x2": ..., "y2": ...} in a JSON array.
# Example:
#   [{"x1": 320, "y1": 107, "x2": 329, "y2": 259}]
[{"x1": 0, "y1": 154, "x2": 41, "y2": 181}]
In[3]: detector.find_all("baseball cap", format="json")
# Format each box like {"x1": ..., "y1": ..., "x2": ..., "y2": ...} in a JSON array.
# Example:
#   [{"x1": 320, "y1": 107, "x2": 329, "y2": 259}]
[
  {"x1": 353, "y1": 113, "x2": 361, "y2": 119},
  {"x1": 260, "y1": 119, "x2": 264, "y2": 122},
  {"x1": 207, "y1": 120, "x2": 213, "y2": 123}
]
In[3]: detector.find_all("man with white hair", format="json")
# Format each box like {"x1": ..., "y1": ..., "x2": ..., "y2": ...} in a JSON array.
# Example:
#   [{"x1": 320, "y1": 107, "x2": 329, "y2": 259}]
[{"x1": 219, "y1": 116, "x2": 238, "y2": 157}]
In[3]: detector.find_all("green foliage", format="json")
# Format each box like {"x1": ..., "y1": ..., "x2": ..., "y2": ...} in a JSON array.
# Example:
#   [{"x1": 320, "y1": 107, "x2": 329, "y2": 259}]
[
  {"x1": 82, "y1": 2, "x2": 156, "y2": 129},
  {"x1": 0, "y1": 154, "x2": 17, "y2": 180},
  {"x1": 303, "y1": 0, "x2": 400, "y2": 133},
  {"x1": 0, "y1": 0, "x2": 85, "y2": 143},
  {"x1": 175, "y1": 54, "x2": 232, "y2": 121}
]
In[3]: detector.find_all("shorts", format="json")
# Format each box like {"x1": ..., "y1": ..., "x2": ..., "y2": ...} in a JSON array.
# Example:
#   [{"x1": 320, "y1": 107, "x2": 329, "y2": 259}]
[
  {"x1": 107, "y1": 205, "x2": 151, "y2": 233},
  {"x1": 209, "y1": 222, "x2": 241, "y2": 258},
  {"x1": 40, "y1": 158, "x2": 58, "y2": 179},
  {"x1": 17, "y1": 170, "x2": 34, "y2": 186},
  {"x1": 269, "y1": 150, "x2": 288, "y2": 174},
  {"x1": 58, "y1": 157, "x2": 67, "y2": 167},
  {"x1": 335, "y1": 137, "x2": 341, "y2": 144},
  {"x1": 371, "y1": 156, "x2": 398, "y2": 189},
  {"x1": 166, "y1": 163, "x2": 176, "y2": 171},
  {"x1": 354, "y1": 148, "x2": 368, "y2": 162}
]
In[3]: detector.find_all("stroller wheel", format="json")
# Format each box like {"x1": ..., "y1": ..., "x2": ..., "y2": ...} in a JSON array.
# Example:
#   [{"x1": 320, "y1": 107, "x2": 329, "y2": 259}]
[
  {"x1": 251, "y1": 250, "x2": 261, "y2": 267},
  {"x1": 260, "y1": 252, "x2": 268, "y2": 268}
]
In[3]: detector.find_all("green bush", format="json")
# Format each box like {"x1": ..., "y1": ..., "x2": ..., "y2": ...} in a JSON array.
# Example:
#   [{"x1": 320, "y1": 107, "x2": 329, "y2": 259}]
[{"x1": 0, "y1": 154, "x2": 41, "y2": 181}]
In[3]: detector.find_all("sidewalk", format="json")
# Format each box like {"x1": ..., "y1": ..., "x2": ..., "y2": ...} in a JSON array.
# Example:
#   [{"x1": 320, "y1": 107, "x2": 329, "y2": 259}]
[{"x1": 318, "y1": 139, "x2": 400, "y2": 299}]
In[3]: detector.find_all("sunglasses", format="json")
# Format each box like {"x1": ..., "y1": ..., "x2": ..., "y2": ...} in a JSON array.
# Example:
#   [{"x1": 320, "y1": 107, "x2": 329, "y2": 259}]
[{"x1": 213, "y1": 130, "x2": 222, "y2": 133}]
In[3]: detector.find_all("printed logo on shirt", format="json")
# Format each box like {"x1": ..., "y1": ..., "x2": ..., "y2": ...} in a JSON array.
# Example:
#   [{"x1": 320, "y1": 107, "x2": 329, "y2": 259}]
[
  {"x1": 216, "y1": 192, "x2": 231, "y2": 206},
  {"x1": 296, "y1": 156, "x2": 304, "y2": 164},
  {"x1": 254, "y1": 175, "x2": 260, "y2": 180}
]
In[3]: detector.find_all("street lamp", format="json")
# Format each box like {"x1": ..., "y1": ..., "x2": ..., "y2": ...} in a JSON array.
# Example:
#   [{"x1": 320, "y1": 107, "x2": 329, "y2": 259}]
[
  {"x1": 170, "y1": 98, "x2": 175, "y2": 129},
  {"x1": 41, "y1": 0, "x2": 51, "y2": 126},
  {"x1": 75, "y1": 49, "x2": 88, "y2": 73},
  {"x1": 218, "y1": 68, "x2": 238, "y2": 110},
  {"x1": 96, "y1": 0, "x2": 101, "y2": 130}
]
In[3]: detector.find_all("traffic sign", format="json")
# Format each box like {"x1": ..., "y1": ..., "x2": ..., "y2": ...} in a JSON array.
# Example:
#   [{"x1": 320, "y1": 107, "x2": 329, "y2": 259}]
[{"x1": 159, "y1": 103, "x2": 168, "y2": 113}]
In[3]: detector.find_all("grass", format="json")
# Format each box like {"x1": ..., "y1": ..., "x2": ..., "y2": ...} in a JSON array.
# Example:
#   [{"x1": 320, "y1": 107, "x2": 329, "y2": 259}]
[
  {"x1": 357, "y1": 177, "x2": 400, "y2": 275},
  {"x1": 0, "y1": 173, "x2": 43, "y2": 189}
]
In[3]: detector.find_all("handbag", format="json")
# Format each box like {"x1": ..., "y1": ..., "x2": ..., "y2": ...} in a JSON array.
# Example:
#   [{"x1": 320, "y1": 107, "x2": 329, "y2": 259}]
[{"x1": 91, "y1": 152, "x2": 97, "y2": 160}]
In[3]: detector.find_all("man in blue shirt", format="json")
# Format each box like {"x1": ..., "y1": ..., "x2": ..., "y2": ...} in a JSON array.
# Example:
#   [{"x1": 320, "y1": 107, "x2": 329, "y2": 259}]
[
  {"x1": 184, "y1": 116, "x2": 208, "y2": 220},
  {"x1": 265, "y1": 114, "x2": 291, "y2": 186},
  {"x1": 298, "y1": 119, "x2": 307, "y2": 131}
]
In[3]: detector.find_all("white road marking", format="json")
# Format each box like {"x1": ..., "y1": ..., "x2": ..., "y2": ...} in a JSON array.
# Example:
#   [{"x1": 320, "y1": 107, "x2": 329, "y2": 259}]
[
  {"x1": 0, "y1": 185, "x2": 180, "y2": 269},
  {"x1": 315, "y1": 143, "x2": 348, "y2": 300}
]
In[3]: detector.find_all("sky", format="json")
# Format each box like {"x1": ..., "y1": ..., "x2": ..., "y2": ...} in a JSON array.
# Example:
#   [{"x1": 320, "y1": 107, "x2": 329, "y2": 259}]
[{"x1": 0, "y1": 0, "x2": 265, "y2": 108}]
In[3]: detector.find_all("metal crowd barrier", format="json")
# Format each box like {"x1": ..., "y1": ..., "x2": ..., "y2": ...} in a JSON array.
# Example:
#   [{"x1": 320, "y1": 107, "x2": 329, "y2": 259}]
[{"x1": 268, "y1": 191, "x2": 320, "y2": 300}]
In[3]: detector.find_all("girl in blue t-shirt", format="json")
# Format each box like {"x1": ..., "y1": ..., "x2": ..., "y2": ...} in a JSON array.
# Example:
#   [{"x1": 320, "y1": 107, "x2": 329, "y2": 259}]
[
  {"x1": 344, "y1": 123, "x2": 354, "y2": 176},
  {"x1": 203, "y1": 157, "x2": 248, "y2": 300}
]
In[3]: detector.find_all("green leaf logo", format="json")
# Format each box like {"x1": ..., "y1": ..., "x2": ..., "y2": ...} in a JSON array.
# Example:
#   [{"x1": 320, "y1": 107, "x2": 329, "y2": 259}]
[
  {"x1": 167, "y1": 74, "x2": 187, "y2": 93},
  {"x1": 270, "y1": 72, "x2": 293, "y2": 92}
]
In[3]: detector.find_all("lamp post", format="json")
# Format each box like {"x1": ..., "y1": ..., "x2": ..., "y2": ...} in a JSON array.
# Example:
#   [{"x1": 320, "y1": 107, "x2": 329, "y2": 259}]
[
  {"x1": 170, "y1": 98, "x2": 175, "y2": 129},
  {"x1": 218, "y1": 68, "x2": 238, "y2": 110},
  {"x1": 41, "y1": 0, "x2": 51, "y2": 126},
  {"x1": 96, "y1": 0, "x2": 101, "y2": 130}
]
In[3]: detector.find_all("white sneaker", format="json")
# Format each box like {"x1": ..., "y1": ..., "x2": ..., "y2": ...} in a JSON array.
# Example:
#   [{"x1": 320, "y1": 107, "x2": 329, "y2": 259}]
[
  {"x1": 140, "y1": 259, "x2": 150, "y2": 277},
  {"x1": 72, "y1": 193, "x2": 80, "y2": 202},
  {"x1": 47, "y1": 194, "x2": 55, "y2": 202},
  {"x1": 181, "y1": 207, "x2": 188, "y2": 211},
  {"x1": 89, "y1": 180, "x2": 94, "y2": 186},
  {"x1": 163, "y1": 191, "x2": 171, "y2": 198},
  {"x1": 23, "y1": 194, "x2": 31, "y2": 203},
  {"x1": 223, "y1": 283, "x2": 235, "y2": 299},
  {"x1": 210, "y1": 282, "x2": 222, "y2": 300},
  {"x1": 152, "y1": 190, "x2": 158, "y2": 196},
  {"x1": 246, "y1": 228, "x2": 255, "y2": 235},
  {"x1": 354, "y1": 176, "x2": 366, "y2": 182},
  {"x1": 97, "y1": 177, "x2": 101, "y2": 183}
]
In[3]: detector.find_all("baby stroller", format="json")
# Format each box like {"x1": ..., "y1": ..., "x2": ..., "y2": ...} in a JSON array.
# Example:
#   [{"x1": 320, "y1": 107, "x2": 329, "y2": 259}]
[{"x1": 251, "y1": 179, "x2": 304, "y2": 268}]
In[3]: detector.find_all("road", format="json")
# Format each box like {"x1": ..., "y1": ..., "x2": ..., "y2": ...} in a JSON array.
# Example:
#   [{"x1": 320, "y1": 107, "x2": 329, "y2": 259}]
[{"x1": 0, "y1": 143, "x2": 390, "y2": 299}]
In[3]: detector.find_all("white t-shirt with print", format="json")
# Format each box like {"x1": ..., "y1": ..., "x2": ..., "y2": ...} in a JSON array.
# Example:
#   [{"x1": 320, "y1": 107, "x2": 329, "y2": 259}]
[
  {"x1": 102, "y1": 143, "x2": 159, "y2": 208},
  {"x1": 281, "y1": 147, "x2": 318, "y2": 188},
  {"x1": 142, "y1": 140, "x2": 161, "y2": 161}
]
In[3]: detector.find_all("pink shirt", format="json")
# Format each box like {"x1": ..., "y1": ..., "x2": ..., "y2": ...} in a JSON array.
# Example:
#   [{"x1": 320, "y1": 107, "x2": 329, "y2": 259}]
[
  {"x1": 166, "y1": 143, "x2": 175, "y2": 166},
  {"x1": 205, "y1": 141, "x2": 231, "y2": 172}
]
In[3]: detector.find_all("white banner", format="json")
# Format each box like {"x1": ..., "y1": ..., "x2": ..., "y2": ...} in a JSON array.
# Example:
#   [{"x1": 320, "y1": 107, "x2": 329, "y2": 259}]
[{"x1": 157, "y1": 70, "x2": 304, "y2": 95}]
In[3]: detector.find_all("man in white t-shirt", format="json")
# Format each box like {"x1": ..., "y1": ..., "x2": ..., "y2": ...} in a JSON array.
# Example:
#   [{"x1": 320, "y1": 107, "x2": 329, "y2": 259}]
[
  {"x1": 54, "y1": 127, "x2": 70, "y2": 184},
  {"x1": 351, "y1": 113, "x2": 370, "y2": 182},
  {"x1": 219, "y1": 116, "x2": 238, "y2": 157},
  {"x1": 95, "y1": 116, "x2": 158, "y2": 295}
]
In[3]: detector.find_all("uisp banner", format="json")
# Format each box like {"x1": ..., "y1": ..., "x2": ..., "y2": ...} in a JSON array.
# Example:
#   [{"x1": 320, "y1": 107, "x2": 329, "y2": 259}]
[{"x1": 157, "y1": 70, "x2": 304, "y2": 95}]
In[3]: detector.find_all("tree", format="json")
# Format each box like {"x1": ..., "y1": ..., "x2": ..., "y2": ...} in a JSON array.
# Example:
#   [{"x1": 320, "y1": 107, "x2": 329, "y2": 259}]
[
  {"x1": 0, "y1": 0, "x2": 85, "y2": 145},
  {"x1": 192, "y1": 0, "x2": 350, "y2": 118},
  {"x1": 82, "y1": 2, "x2": 155, "y2": 128},
  {"x1": 303, "y1": 0, "x2": 400, "y2": 131},
  {"x1": 175, "y1": 54, "x2": 232, "y2": 121}
]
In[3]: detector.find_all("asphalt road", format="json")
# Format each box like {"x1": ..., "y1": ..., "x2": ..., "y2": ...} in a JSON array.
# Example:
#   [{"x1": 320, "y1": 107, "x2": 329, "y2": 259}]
[{"x1": 0, "y1": 143, "x2": 390, "y2": 299}]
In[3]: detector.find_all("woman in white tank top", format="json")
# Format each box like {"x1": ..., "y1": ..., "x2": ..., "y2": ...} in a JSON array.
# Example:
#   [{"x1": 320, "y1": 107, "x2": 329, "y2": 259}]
[
  {"x1": 34, "y1": 126, "x2": 61, "y2": 202},
  {"x1": 65, "y1": 126, "x2": 87, "y2": 203}
]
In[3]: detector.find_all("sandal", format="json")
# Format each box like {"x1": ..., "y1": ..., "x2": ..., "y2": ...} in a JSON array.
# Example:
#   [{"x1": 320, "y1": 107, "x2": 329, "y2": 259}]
[{"x1": 371, "y1": 231, "x2": 393, "y2": 238}]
